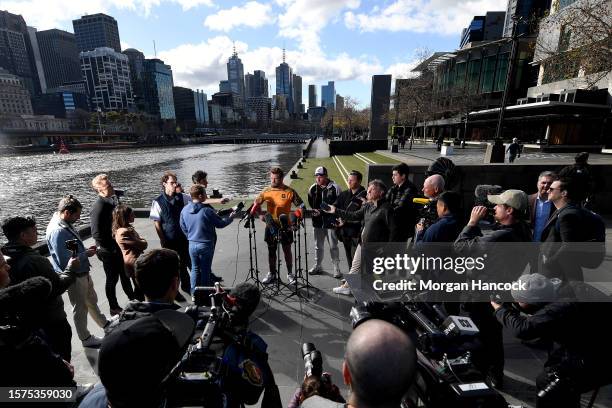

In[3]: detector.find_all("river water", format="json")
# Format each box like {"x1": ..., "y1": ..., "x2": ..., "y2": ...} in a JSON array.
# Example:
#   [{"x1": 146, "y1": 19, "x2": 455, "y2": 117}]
[{"x1": 0, "y1": 143, "x2": 304, "y2": 244}]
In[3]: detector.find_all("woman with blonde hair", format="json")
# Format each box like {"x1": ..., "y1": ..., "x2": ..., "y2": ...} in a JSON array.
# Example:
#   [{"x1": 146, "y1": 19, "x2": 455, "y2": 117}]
[{"x1": 112, "y1": 205, "x2": 147, "y2": 302}]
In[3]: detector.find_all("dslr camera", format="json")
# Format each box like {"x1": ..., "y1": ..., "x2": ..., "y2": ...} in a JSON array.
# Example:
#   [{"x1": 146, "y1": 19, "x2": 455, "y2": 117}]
[{"x1": 65, "y1": 239, "x2": 79, "y2": 257}]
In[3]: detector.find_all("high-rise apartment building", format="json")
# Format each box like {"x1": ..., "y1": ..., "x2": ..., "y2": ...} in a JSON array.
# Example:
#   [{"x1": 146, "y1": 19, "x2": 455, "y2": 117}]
[
  {"x1": 245, "y1": 70, "x2": 268, "y2": 98},
  {"x1": 143, "y1": 58, "x2": 175, "y2": 119},
  {"x1": 292, "y1": 74, "x2": 303, "y2": 114},
  {"x1": 0, "y1": 68, "x2": 33, "y2": 115},
  {"x1": 321, "y1": 81, "x2": 335, "y2": 109},
  {"x1": 36, "y1": 29, "x2": 81, "y2": 90},
  {"x1": 0, "y1": 11, "x2": 43, "y2": 95},
  {"x1": 123, "y1": 48, "x2": 145, "y2": 110},
  {"x1": 73, "y1": 13, "x2": 121, "y2": 52},
  {"x1": 173, "y1": 86, "x2": 208, "y2": 129},
  {"x1": 80, "y1": 47, "x2": 133, "y2": 111},
  {"x1": 308, "y1": 84, "x2": 317, "y2": 108}
]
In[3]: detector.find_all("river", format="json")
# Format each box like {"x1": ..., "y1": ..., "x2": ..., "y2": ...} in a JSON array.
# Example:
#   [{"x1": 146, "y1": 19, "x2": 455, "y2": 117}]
[{"x1": 0, "y1": 143, "x2": 304, "y2": 244}]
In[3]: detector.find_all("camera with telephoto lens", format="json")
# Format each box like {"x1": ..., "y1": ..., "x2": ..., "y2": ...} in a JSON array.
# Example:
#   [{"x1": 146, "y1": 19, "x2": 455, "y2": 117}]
[
  {"x1": 350, "y1": 299, "x2": 510, "y2": 408},
  {"x1": 65, "y1": 239, "x2": 79, "y2": 257},
  {"x1": 474, "y1": 185, "x2": 502, "y2": 224},
  {"x1": 302, "y1": 343, "x2": 323, "y2": 378}
]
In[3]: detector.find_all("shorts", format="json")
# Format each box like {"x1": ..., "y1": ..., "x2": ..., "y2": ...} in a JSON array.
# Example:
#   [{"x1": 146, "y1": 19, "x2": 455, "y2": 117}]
[{"x1": 264, "y1": 226, "x2": 293, "y2": 245}]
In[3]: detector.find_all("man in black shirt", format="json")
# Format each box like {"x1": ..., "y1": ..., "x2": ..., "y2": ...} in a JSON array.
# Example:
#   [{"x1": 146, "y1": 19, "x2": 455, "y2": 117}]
[
  {"x1": 333, "y1": 170, "x2": 366, "y2": 271},
  {"x1": 386, "y1": 163, "x2": 418, "y2": 242},
  {"x1": 91, "y1": 174, "x2": 134, "y2": 315}
]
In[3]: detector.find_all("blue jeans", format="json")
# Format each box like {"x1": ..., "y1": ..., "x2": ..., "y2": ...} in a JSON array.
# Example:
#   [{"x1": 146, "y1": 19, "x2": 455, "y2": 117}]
[{"x1": 188, "y1": 241, "x2": 214, "y2": 294}]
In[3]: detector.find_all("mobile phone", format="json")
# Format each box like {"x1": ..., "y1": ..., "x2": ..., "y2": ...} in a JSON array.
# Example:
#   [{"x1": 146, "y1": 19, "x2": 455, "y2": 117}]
[{"x1": 320, "y1": 202, "x2": 331, "y2": 212}]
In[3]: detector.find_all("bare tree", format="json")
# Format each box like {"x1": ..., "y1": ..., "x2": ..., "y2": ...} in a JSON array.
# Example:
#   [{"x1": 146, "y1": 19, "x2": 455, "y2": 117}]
[{"x1": 534, "y1": 0, "x2": 612, "y2": 88}]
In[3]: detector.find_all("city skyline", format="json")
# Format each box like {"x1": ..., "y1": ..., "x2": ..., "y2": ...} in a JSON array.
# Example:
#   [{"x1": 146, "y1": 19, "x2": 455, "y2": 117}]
[{"x1": 2, "y1": 0, "x2": 508, "y2": 107}]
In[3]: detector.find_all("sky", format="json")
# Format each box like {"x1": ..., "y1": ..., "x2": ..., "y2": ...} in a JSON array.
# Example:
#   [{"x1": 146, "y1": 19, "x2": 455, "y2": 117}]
[{"x1": 5, "y1": 0, "x2": 508, "y2": 107}]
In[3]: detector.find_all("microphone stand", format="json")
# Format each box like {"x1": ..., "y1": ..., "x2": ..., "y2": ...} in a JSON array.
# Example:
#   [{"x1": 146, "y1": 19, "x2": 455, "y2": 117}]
[
  {"x1": 285, "y1": 218, "x2": 311, "y2": 301},
  {"x1": 244, "y1": 215, "x2": 265, "y2": 292}
]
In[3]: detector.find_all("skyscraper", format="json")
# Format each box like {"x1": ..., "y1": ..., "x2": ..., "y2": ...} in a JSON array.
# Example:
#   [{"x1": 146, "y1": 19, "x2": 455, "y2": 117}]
[
  {"x1": 0, "y1": 68, "x2": 33, "y2": 116},
  {"x1": 173, "y1": 86, "x2": 208, "y2": 129},
  {"x1": 369, "y1": 75, "x2": 391, "y2": 140},
  {"x1": 80, "y1": 47, "x2": 133, "y2": 111},
  {"x1": 143, "y1": 58, "x2": 176, "y2": 120},
  {"x1": 36, "y1": 29, "x2": 81, "y2": 90},
  {"x1": 123, "y1": 48, "x2": 145, "y2": 110},
  {"x1": 292, "y1": 74, "x2": 303, "y2": 115},
  {"x1": 308, "y1": 84, "x2": 317, "y2": 108},
  {"x1": 0, "y1": 11, "x2": 43, "y2": 95},
  {"x1": 245, "y1": 70, "x2": 268, "y2": 98},
  {"x1": 227, "y1": 47, "x2": 245, "y2": 104},
  {"x1": 72, "y1": 13, "x2": 121, "y2": 53},
  {"x1": 275, "y1": 49, "x2": 294, "y2": 114},
  {"x1": 321, "y1": 81, "x2": 335, "y2": 109},
  {"x1": 336, "y1": 94, "x2": 344, "y2": 110}
]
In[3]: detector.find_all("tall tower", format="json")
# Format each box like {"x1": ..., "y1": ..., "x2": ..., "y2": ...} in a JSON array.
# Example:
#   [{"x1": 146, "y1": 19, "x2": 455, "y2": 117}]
[
  {"x1": 227, "y1": 43, "x2": 245, "y2": 106},
  {"x1": 275, "y1": 48, "x2": 293, "y2": 114},
  {"x1": 72, "y1": 13, "x2": 121, "y2": 52}
]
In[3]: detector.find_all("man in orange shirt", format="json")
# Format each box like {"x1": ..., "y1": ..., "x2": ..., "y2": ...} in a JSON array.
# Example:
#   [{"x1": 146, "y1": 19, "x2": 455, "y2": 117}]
[{"x1": 252, "y1": 167, "x2": 304, "y2": 285}]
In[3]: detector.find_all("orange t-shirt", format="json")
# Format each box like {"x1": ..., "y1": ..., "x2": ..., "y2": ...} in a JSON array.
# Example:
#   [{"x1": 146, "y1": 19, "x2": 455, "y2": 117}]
[{"x1": 255, "y1": 185, "x2": 303, "y2": 221}]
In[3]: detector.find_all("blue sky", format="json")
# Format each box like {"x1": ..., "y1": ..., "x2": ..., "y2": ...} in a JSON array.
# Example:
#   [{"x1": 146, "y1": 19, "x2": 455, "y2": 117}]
[{"x1": 6, "y1": 0, "x2": 507, "y2": 107}]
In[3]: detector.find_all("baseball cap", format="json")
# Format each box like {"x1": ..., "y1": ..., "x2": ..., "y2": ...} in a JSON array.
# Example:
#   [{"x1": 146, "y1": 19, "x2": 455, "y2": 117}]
[
  {"x1": 511, "y1": 274, "x2": 556, "y2": 304},
  {"x1": 314, "y1": 166, "x2": 328, "y2": 176},
  {"x1": 99, "y1": 309, "x2": 195, "y2": 405},
  {"x1": 487, "y1": 189, "x2": 528, "y2": 212}
]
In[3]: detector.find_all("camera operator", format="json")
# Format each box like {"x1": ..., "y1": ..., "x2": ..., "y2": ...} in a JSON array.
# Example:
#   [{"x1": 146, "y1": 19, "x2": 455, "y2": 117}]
[
  {"x1": 91, "y1": 174, "x2": 135, "y2": 315},
  {"x1": 1, "y1": 216, "x2": 81, "y2": 361},
  {"x1": 454, "y1": 189, "x2": 532, "y2": 388},
  {"x1": 79, "y1": 308, "x2": 196, "y2": 408},
  {"x1": 46, "y1": 196, "x2": 109, "y2": 349},
  {"x1": 491, "y1": 273, "x2": 612, "y2": 408},
  {"x1": 333, "y1": 170, "x2": 366, "y2": 272}
]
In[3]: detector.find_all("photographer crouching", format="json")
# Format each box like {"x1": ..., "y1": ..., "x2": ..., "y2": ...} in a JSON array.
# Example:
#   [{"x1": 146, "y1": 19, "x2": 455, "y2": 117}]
[{"x1": 491, "y1": 274, "x2": 612, "y2": 408}]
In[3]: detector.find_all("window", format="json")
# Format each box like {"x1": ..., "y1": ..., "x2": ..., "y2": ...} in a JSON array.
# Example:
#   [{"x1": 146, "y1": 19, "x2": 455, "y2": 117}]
[
  {"x1": 468, "y1": 59, "x2": 481, "y2": 94},
  {"x1": 456, "y1": 62, "x2": 467, "y2": 90},
  {"x1": 494, "y1": 53, "x2": 509, "y2": 92},
  {"x1": 480, "y1": 55, "x2": 496, "y2": 93}
]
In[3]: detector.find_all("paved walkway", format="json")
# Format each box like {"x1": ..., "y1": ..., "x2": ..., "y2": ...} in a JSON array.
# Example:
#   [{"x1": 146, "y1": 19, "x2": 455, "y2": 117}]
[
  {"x1": 60, "y1": 214, "x2": 612, "y2": 407},
  {"x1": 380, "y1": 143, "x2": 612, "y2": 166},
  {"x1": 310, "y1": 137, "x2": 331, "y2": 158}
]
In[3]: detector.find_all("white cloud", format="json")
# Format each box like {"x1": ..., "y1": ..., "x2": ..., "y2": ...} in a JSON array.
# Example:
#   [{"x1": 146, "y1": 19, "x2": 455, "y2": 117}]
[
  {"x1": 276, "y1": 0, "x2": 361, "y2": 51},
  {"x1": 344, "y1": 0, "x2": 507, "y2": 36},
  {"x1": 2, "y1": 0, "x2": 213, "y2": 30},
  {"x1": 157, "y1": 35, "x2": 385, "y2": 99},
  {"x1": 204, "y1": 1, "x2": 274, "y2": 32}
]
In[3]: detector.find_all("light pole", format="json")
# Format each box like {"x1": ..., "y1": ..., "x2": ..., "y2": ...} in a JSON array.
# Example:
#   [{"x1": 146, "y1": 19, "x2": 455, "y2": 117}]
[
  {"x1": 494, "y1": 15, "x2": 521, "y2": 140},
  {"x1": 96, "y1": 107, "x2": 104, "y2": 143}
]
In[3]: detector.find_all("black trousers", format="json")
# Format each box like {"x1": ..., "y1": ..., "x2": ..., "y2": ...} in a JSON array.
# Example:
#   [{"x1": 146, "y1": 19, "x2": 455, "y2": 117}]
[
  {"x1": 41, "y1": 318, "x2": 72, "y2": 362},
  {"x1": 341, "y1": 236, "x2": 359, "y2": 271},
  {"x1": 163, "y1": 238, "x2": 192, "y2": 293},
  {"x1": 97, "y1": 247, "x2": 134, "y2": 310}
]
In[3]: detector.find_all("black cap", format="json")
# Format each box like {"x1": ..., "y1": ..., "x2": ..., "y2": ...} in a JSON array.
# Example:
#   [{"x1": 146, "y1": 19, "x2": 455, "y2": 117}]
[
  {"x1": 98, "y1": 309, "x2": 195, "y2": 406},
  {"x1": 229, "y1": 282, "x2": 261, "y2": 321}
]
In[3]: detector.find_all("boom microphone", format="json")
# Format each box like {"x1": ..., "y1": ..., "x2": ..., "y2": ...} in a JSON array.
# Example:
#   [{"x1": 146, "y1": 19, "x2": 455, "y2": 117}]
[{"x1": 0, "y1": 276, "x2": 52, "y2": 316}]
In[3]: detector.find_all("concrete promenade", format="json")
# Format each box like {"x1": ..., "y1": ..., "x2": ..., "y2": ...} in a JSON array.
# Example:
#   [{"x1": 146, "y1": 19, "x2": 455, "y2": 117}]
[{"x1": 58, "y1": 212, "x2": 612, "y2": 407}]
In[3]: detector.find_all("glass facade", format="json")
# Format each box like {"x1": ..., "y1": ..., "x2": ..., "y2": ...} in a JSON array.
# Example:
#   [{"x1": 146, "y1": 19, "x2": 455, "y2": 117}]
[
  {"x1": 494, "y1": 53, "x2": 509, "y2": 92},
  {"x1": 143, "y1": 59, "x2": 175, "y2": 119},
  {"x1": 480, "y1": 55, "x2": 497, "y2": 93}
]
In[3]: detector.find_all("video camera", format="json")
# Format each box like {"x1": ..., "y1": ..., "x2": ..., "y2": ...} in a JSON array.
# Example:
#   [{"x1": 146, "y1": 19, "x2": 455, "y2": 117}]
[
  {"x1": 413, "y1": 197, "x2": 438, "y2": 230},
  {"x1": 166, "y1": 283, "x2": 265, "y2": 407},
  {"x1": 474, "y1": 185, "x2": 502, "y2": 225},
  {"x1": 350, "y1": 299, "x2": 510, "y2": 408},
  {"x1": 302, "y1": 343, "x2": 323, "y2": 378}
]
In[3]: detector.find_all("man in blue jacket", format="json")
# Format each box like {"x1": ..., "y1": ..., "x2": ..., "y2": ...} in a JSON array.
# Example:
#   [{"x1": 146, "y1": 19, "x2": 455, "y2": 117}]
[
  {"x1": 180, "y1": 184, "x2": 236, "y2": 294},
  {"x1": 46, "y1": 195, "x2": 109, "y2": 348}
]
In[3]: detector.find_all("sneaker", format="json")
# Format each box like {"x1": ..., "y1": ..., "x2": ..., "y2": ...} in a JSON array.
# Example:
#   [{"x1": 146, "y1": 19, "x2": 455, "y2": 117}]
[
  {"x1": 333, "y1": 264, "x2": 342, "y2": 279},
  {"x1": 82, "y1": 335, "x2": 103, "y2": 348},
  {"x1": 288, "y1": 274, "x2": 296, "y2": 285},
  {"x1": 308, "y1": 266, "x2": 322, "y2": 275},
  {"x1": 333, "y1": 285, "x2": 351, "y2": 296},
  {"x1": 262, "y1": 273, "x2": 277, "y2": 284}
]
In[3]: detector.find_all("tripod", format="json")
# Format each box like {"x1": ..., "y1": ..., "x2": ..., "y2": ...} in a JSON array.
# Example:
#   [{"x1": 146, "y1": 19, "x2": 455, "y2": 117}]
[
  {"x1": 284, "y1": 218, "x2": 312, "y2": 301},
  {"x1": 244, "y1": 215, "x2": 266, "y2": 292}
]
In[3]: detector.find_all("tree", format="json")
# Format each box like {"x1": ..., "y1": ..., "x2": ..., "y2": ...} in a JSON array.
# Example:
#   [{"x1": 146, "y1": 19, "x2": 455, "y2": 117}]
[{"x1": 534, "y1": 0, "x2": 612, "y2": 88}]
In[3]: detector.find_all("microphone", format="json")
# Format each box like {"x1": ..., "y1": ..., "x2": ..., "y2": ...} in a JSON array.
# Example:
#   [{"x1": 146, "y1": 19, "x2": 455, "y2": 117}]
[
  {"x1": 294, "y1": 208, "x2": 303, "y2": 219},
  {"x1": 0, "y1": 276, "x2": 52, "y2": 316},
  {"x1": 279, "y1": 213, "x2": 290, "y2": 231},
  {"x1": 290, "y1": 212, "x2": 299, "y2": 227},
  {"x1": 241, "y1": 203, "x2": 254, "y2": 221},
  {"x1": 264, "y1": 213, "x2": 278, "y2": 235},
  {"x1": 413, "y1": 197, "x2": 431, "y2": 206}
]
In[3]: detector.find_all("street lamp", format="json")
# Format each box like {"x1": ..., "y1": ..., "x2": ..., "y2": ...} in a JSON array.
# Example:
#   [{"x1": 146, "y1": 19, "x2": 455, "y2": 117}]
[{"x1": 97, "y1": 107, "x2": 104, "y2": 143}]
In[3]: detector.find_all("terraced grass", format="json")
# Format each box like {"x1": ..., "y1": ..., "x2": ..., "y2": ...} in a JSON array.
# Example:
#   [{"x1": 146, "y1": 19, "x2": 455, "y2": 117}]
[{"x1": 360, "y1": 152, "x2": 402, "y2": 164}]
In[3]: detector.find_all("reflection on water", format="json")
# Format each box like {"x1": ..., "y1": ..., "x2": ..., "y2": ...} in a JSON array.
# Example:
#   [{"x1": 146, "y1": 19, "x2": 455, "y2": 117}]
[{"x1": 0, "y1": 143, "x2": 304, "y2": 243}]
